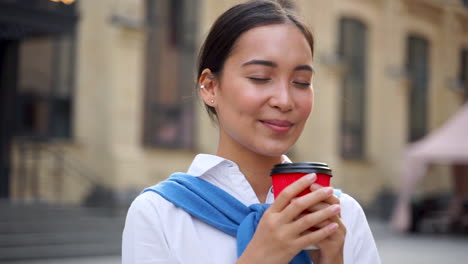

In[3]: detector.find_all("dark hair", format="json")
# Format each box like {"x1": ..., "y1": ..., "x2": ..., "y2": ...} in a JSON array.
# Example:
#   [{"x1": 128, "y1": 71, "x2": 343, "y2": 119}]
[{"x1": 197, "y1": 0, "x2": 315, "y2": 121}]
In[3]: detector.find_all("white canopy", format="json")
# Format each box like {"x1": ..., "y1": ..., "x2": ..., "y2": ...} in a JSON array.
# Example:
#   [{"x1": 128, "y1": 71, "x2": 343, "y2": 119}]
[{"x1": 391, "y1": 102, "x2": 468, "y2": 232}]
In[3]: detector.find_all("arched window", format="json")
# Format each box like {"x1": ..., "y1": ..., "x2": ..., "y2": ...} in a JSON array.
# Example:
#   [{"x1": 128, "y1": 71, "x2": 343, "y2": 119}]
[
  {"x1": 338, "y1": 17, "x2": 367, "y2": 159},
  {"x1": 0, "y1": 0, "x2": 77, "y2": 140},
  {"x1": 463, "y1": 0, "x2": 468, "y2": 8},
  {"x1": 143, "y1": 0, "x2": 198, "y2": 148},
  {"x1": 15, "y1": 34, "x2": 75, "y2": 139},
  {"x1": 460, "y1": 49, "x2": 468, "y2": 102},
  {"x1": 406, "y1": 34, "x2": 429, "y2": 142}
]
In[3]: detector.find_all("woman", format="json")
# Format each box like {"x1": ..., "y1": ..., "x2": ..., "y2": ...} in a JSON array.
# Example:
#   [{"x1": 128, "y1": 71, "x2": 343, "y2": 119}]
[{"x1": 122, "y1": 1, "x2": 380, "y2": 263}]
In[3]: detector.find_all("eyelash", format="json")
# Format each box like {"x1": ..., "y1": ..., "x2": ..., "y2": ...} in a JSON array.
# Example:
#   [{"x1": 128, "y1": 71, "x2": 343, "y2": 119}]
[
  {"x1": 293, "y1": 81, "x2": 311, "y2": 87},
  {"x1": 248, "y1": 77, "x2": 270, "y2": 83},
  {"x1": 248, "y1": 77, "x2": 311, "y2": 87}
]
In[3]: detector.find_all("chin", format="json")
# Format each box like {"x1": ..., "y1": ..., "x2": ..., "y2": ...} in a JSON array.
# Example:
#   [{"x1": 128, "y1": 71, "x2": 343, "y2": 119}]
[
  {"x1": 243, "y1": 137, "x2": 297, "y2": 158},
  {"x1": 254, "y1": 146, "x2": 291, "y2": 158},
  {"x1": 258, "y1": 151, "x2": 285, "y2": 158}
]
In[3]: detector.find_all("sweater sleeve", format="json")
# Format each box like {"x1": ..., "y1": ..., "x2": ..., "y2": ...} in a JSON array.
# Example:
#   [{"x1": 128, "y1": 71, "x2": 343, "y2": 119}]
[
  {"x1": 340, "y1": 193, "x2": 382, "y2": 264},
  {"x1": 122, "y1": 192, "x2": 178, "y2": 264}
]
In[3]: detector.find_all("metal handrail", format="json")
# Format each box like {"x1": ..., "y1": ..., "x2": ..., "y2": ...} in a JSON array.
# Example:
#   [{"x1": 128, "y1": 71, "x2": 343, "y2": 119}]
[{"x1": 13, "y1": 138, "x2": 98, "y2": 204}]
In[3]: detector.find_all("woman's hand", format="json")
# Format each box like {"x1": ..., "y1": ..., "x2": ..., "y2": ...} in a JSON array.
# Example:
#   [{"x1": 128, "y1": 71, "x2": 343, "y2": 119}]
[
  {"x1": 237, "y1": 174, "x2": 341, "y2": 264},
  {"x1": 307, "y1": 184, "x2": 346, "y2": 264}
]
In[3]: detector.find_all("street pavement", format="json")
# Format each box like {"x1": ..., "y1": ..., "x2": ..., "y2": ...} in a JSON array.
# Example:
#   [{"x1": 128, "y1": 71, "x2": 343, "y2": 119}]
[
  {"x1": 369, "y1": 217, "x2": 468, "y2": 263},
  {"x1": 7, "y1": 218, "x2": 468, "y2": 264}
]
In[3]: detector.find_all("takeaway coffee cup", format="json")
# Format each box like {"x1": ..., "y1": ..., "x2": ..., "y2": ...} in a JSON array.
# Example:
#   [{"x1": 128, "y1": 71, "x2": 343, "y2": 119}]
[
  {"x1": 270, "y1": 162, "x2": 332, "y2": 199},
  {"x1": 270, "y1": 162, "x2": 333, "y2": 250}
]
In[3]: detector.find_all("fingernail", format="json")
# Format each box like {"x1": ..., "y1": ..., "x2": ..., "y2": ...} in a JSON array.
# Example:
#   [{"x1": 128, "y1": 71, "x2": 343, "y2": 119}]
[
  {"x1": 328, "y1": 223, "x2": 338, "y2": 231},
  {"x1": 322, "y1": 187, "x2": 333, "y2": 195},
  {"x1": 305, "y1": 173, "x2": 316, "y2": 181},
  {"x1": 329, "y1": 204, "x2": 340, "y2": 213},
  {"x1": 310, "y1": 183, "x2": 321, "y2": 190}
]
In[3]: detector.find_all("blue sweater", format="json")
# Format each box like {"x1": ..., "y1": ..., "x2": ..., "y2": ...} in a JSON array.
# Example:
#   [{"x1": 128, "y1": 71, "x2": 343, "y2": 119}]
[{"x1": 144, "y1": 173, "x2": 312, "y2": 264}]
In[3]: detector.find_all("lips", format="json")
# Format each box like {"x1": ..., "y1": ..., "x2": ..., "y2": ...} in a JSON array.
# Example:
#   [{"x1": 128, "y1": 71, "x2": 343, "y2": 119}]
[{"x1": 260, "y1": 119, "x2": 294, "y2": 133}]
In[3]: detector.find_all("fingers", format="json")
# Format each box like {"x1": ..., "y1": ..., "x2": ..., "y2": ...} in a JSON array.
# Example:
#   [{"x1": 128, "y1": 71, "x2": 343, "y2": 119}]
[
  {"x1": 281, "y1": 187, "x2": 335, "y2": 222},
  {"x1": 309, "y1": 216, "x2": 341, "y2": 230},
  {"x1": 288, "y1": 202, "x2": 341, "y2": 233},
  {"x1": 313, "y1": 216, "x2": 347, "y2": 251},
  {"x1": 296, "y1": 222, "x2": 339, "y2": 249},
  {"x1": 310, "y1": 183, "x2": 340, "y2": 205},
  {"x1": 295, "y1": 212, "x2": 345, "y2": 251},
  {"x1": 269, "y1": 173, "x2": 316, "y2": 212},
  {"x1": 305, "y1": 201, "x2": 329, "y2": 213},
  {"x1": 296, "y1": 202, "x2": 340, "y2": 230}
]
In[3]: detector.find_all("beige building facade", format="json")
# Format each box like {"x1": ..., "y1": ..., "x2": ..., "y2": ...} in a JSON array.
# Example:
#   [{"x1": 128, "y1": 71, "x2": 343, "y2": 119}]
[{"x1": 4, "y1": 0, "x2": 468, "y2": 207}]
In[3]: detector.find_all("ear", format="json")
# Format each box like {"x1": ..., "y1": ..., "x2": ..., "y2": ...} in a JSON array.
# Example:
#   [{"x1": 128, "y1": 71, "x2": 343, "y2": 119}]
[{"x1": 198, "y1": 68, "x2": 219, "y2": 107}]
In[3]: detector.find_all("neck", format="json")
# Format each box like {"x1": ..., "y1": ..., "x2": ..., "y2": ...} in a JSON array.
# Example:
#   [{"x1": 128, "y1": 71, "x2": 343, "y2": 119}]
[{"x1": 217, "y1": 135, "x2": 283, "y2": 203}]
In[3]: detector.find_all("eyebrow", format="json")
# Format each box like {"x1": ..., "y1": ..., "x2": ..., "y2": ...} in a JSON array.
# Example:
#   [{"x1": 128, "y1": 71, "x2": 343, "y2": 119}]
[
  {"x1": 242, "y1": 59, "x2": 277, "y2": 68},
  {"x1": 294, "y1": 64, "x2": 315, "y2": 73},
  {"x1": 242, "y1": 59, "x2": 314, "y2": 73}
]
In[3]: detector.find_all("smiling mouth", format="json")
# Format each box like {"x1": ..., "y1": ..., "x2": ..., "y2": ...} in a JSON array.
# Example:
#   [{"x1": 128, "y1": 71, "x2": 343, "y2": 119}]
[{"x1": 260, "y1": 120, "x2": 294, "y2": 133}]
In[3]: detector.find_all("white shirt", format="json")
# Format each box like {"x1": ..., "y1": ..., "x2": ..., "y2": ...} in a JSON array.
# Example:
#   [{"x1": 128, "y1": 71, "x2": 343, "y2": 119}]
[{"x1": 122, "y1": 154, "x2": 381, "y2": 264}]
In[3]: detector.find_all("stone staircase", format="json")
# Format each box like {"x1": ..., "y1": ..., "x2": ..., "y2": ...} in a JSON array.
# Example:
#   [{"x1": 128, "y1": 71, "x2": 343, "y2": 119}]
[{"x1": 0, "y1": 200, "x2": 126, "y2": 262}]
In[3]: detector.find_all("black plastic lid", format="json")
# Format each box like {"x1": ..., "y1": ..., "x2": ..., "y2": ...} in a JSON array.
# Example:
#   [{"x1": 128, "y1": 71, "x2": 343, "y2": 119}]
[{"x1": 270, "y1": 162, "x2": 332, "y2": 176}]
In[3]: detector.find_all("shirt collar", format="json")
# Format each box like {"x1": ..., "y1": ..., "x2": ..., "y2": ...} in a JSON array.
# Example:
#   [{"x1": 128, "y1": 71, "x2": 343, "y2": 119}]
[
  {"x1": 186, "y1": 154, "x2": 230, "y2": 177},
  {"x1": 282, "y1": 155, "x2": 292, "y2": 164},
  {"x1": 186, "y1": 154, "x2": 291, "y2": 205},
  {"x1": 187, "y1": 154, "x2": 292, "y2": 177}
]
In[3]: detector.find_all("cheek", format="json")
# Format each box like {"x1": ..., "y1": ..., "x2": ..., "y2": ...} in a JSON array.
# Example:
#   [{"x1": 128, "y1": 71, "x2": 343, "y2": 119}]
[
  {"x1": 241, "y1": 93, "x2": 264, "y2": 113},
  {"x1": 298, "y1": 91, "x2": 314, "y2": 118},
  {"x1": 226, "y1": 87, "x2": 264, "y2": 115}
]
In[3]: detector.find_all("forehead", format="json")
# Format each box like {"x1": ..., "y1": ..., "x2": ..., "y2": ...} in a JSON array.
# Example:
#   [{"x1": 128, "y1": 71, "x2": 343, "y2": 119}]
[{"x1": 227, "y1": 23, "x2": 313, "y2": 65}]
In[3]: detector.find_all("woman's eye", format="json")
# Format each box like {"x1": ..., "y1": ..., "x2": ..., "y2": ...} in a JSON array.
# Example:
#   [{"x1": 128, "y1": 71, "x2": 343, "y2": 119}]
[
  {"x1": 293, "y1": 81, "x2": 311, "y2": 87},
  {"x1": 248, "y1": 77, "x2": 270, "y2": 83}
]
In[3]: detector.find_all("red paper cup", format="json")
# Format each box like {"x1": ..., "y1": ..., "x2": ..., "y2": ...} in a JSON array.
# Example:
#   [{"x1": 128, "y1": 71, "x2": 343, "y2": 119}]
[
  {"x1": 270, "y1": 162, "x2": 333, "y2": 234},
  {"x1": 270, "y1": 162, "x2": 332, "y2": 199}
]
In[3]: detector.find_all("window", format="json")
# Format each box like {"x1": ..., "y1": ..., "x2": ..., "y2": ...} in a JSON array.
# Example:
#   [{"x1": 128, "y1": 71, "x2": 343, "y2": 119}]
[
  {"x1": 460, "y1": 49, "x2": 468, "y2": 102},
  {"x1": 338, "y1": 18, "x2": 367, "y2": 159},
  {"x1": 463, "y1": 0, "x2": 468, "y2": 8},
  {"x1": 143, "y1": 0, "x2": 197, "y2": 148},
  {"x1": 16, "y1": 33, "x2": 75, "y2": 139},
  {"x1": 406, "y1": 35, "x2": 429, "y2": 142}
]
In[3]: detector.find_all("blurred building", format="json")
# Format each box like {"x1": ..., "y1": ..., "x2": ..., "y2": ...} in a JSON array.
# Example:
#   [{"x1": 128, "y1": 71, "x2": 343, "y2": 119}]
[{"x1": 1, "y1": 0, "x2": 467, "y2": 209}]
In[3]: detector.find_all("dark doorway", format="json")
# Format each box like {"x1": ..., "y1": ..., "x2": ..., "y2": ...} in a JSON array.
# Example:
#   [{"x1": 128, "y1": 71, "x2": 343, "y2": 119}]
[
  {"x1": 0, "y1": 0, "x2": 77, "y2": 199},
  {"x1": 0, "y1": 41, "x2": 19, "y2": 198}
]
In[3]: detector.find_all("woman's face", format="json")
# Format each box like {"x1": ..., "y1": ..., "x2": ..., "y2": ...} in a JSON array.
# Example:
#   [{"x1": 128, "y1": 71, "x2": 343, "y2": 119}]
[{"x1": 212, "y1": 23, "x2": 314, "y2": 157}]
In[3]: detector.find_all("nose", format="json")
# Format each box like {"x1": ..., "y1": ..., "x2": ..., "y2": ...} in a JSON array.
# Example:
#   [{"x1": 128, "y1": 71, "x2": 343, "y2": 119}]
[{"x1": 268, "y1": 82, "x2": 293, "y2": 112}]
